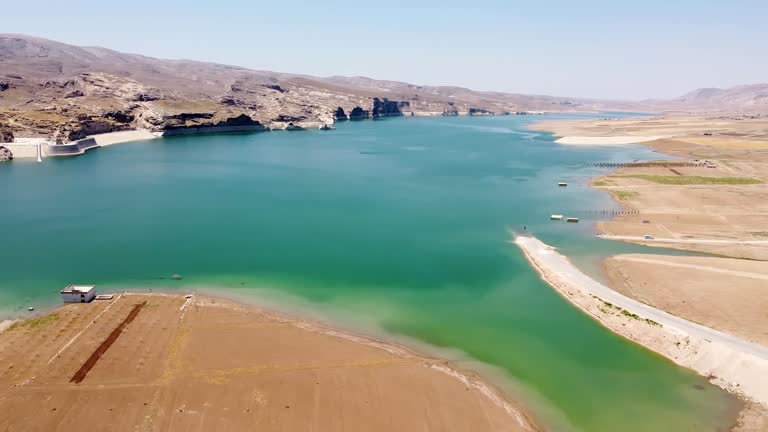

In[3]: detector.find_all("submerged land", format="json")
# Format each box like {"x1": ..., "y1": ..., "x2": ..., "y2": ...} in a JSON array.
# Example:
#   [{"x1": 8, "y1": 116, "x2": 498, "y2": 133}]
[{"x1": 0, "y1": 293, "x2": 538, "y2": 432}]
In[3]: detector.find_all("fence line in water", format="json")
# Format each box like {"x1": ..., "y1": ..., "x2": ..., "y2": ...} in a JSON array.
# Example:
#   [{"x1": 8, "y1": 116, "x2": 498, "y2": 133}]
[{"x1": 578, "y1": 162, "x2": 704, "y2": 168}]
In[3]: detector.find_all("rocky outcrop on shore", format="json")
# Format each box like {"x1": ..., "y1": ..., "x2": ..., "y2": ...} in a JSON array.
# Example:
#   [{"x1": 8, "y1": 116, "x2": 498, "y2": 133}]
[
  {"x1": 372, "y1": 98, "x2": 407, "y2": 118},
  {"x1": 0, "y1": 34, "x2": 613, "y2": 142},
  {"x1": 160, "y1": 113, "x2": 268, "y2": 135},
  {"x1": 0, "y1": 146, "x2": 12, "y2": 161},
  {"x1": 334, "y1": 107, "x2": 348, "y2": 121},
  {"x1": 468, "y1": 108, "x2": 495, "y2": 116},
  {"x1": 348, "y1": 106, "x2": 370, "y2": 120},
  {"x1": 0, "y1": 126, "x2": 13, "y2": 143}
]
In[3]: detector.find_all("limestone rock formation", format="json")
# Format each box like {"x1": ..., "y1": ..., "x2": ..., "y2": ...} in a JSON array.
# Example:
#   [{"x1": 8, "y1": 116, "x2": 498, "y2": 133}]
[
  {"x1": 0, "y1": 126, "x2": 14, "y2": 143},
  {"x1": 468, "y1": 108, "x2": 494, "y2": 116},
  {"x1": 371, "y1": 98, "x2": 407, "y2": 118},
  {"x1": 0, "y1": 34, "x2": 627, "y2": 141},
  {"x1": 442, "y1": 104, "x2": 459, "y2": 116},
  {"x1": 334, "y1": 107, "x2": 348, "y2": 121},
  {"x1": 0, "y1": 146, "x2": 12, "y2": 161},
  {"x1": 348, "y1": 107, "x2": 370, "y2": 120}
]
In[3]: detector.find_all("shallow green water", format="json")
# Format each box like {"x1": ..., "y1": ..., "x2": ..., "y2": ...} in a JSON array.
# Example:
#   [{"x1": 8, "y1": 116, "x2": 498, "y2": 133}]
[{"x1": 0, "y1": 115, "x2": 739, "y2": 431}]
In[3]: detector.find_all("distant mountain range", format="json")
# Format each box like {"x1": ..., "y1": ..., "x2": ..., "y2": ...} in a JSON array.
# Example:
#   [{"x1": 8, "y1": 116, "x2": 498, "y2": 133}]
[
  {"x1": 673, "y1": 84, "x2": 768, "y2": 110},
  {"x1": 0, "y1": 34, "x2": 765, "y2": 142}
]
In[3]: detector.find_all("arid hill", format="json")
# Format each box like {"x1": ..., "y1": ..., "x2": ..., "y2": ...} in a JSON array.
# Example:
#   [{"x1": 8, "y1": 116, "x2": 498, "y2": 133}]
[
  {"x1": 2, "y1": 34, "x2": 766, "y2": 142},
  {"x1": 615, "y1": 84, "x2": 768, "y2": 115},
  {"x1": 0, "y1": 34, "x2": 605, "y2": 142},
  {"x1": 674, "y1": 84, "x2": 768, "y2": 111}
]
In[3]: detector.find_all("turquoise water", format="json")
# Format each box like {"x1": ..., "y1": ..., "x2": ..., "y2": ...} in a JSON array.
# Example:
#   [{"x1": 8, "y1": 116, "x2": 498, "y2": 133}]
[{"x1": 0, "y1": 115, "x2": 739, "y2": 431}]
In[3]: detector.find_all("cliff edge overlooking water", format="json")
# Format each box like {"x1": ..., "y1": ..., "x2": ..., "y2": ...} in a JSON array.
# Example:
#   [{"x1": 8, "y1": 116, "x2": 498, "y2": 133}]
[{"x1": 0, "y1": 34, "x2": 611, "y2": 142}]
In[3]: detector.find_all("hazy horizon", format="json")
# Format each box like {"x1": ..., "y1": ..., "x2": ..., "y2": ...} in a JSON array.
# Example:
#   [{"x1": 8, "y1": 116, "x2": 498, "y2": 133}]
[{"x1": 3, "y1": 0, "x2": 767, "y2": 100}]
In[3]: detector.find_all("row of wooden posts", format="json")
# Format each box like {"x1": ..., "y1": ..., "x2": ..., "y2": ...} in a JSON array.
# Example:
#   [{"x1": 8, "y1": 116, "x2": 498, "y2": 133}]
[
  {"x1": 576, "y1": 210, "x2": 642, "y2": 216},
  {"x1": 580, "y1": 162, "x2": 703, "y2": 168}
]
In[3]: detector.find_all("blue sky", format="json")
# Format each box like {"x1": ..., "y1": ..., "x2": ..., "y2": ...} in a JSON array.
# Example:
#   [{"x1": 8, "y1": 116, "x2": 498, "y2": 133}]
[{"x1": 3, "y1": 0, "x2": 766, "y2": 99}]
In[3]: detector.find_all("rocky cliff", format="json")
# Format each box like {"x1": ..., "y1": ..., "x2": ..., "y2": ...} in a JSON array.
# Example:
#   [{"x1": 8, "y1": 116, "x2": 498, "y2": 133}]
[
  {"x1": 0, "y1": 125, "x2": 13, "y2": 143},
  {"x1": 0, "y1": 34, "x2": 622, "y2": 142}
]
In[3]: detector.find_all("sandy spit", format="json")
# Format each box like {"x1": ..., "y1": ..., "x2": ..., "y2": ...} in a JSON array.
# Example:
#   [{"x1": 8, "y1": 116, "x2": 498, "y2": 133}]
[
  {"x1": 554, "y1": 135, "x2": 669, "y2": 145},
  {"x1": 513, "y1": 235, "x2": 768, "y2": 409}
]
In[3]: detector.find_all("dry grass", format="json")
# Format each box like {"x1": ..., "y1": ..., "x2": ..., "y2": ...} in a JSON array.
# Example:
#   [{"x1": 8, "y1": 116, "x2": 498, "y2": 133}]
[
  {"x1": 7, "y1": 313, "x2": 59, "y2": 331},
  {"x1": 615, "y1": 175, "x2": 762, "y2": 185},
  {"x1": 613, "y1": 190, "x2": 640, "y2": 200}
]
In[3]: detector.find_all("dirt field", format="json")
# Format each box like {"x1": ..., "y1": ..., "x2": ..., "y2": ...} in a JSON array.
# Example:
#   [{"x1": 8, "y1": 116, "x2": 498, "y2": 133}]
[
  {"x1": 592, "y1": 158, "x2": 768, "y2": 260},
  {"x1": 534, "y1": 115, "x2": 768, "y2": 352},
  {"x1": 603, "y1": 254, "x2": 768, "y2": 346},
  {"x1": 532, "y1": 116, "x2": 768, "y2": 253},
  {"x1": 574, "y1": 124, "x2": 768, "y2": 260},
  {"x1": 0, "y1": 293, "x2": 538, "y2": 432}
]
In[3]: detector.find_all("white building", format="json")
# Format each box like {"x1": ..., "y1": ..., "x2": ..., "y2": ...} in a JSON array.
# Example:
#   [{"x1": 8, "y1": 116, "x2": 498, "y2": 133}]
[{"x1": 61, "y1": 285, "x2": 96, "y2": 303}]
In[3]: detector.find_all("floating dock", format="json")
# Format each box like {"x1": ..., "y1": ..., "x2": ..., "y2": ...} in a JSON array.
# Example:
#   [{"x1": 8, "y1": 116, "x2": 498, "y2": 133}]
[
  {"x1": 566, "y1": 217, "x2": 579, "y2": 223},
  {"x1": 550, "y1": 214, "x2": 564, "y2": 221}
]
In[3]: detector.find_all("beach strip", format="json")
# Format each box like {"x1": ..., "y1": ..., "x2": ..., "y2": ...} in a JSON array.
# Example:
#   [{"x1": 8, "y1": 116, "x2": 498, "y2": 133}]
[
  {"x1": 554, "y1": 135, "x2": 669, "y2": 145},
  {"x1": 514, "y1": 235, "x2": 768, "y2": 405},
  {"x1": 89, "y1": 129, "x2": 162, "y2": 146}
]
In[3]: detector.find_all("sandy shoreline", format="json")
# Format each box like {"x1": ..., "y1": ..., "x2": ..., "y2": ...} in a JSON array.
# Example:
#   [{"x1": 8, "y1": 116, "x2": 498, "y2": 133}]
[
  {"x1": 529, "y1": 118, "x2": 672, "y2": 146},
  {"x1": 554, "y1": 135, "x2": 670, "y2": 145},
  {"x1": 0, "y1": 292, "x2": 540, "y2": 432},
  {"x1": 89, "y1": 129, "x2": 162, "y2": 147},
  {"x1": 515, "y1": 235, "x2": 768, "y2": 429},
  {"x1": 530, "y1": 115, "x2": 768, "y2": 428}
]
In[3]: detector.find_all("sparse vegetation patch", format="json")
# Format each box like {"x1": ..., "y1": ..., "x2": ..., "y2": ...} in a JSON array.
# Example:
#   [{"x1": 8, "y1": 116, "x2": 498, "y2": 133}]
[
  {"x1": 614, "y1": 190, "x2": 640, "y2": 200},
  {"x1": 592, "y1": 295, "x2": 661, "y2": 327},
  {"x1": 615, "y1": 175, "x2": 762, "y2": 185},
  {"x1": 592, "y1": 179, "x2": 613, "y2": 187},
  {"x1": 8, "y1": 313, "x2": 59, "y2": 331}
]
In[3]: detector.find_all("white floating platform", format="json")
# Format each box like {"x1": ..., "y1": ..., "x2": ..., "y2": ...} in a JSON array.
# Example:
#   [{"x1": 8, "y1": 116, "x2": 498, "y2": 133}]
[{"x1": 550, "y1": 214, "x2": 564, "y2": 220}]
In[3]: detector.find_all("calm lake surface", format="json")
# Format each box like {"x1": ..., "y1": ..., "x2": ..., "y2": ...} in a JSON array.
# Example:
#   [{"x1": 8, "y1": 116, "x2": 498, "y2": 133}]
[{"x1": 0, "y1": 115, "x2": 740, "y2": 431}]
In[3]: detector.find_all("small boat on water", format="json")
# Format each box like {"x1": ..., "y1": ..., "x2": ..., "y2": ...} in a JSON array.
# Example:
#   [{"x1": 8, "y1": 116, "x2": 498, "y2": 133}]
[
  {"x1": 558, "y1": 182, "x2": 568, "y2": 187},
  {"x1": 566, "y1": 217, "x2": 579, "y2": 223},
  {"x1": 550, "y1": 214, "x2": 564, "y2": 221}
]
